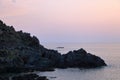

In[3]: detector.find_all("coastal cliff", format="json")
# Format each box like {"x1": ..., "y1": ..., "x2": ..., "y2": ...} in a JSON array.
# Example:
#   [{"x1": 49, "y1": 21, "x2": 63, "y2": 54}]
[{"x1": 0, "y1": 20, "x2": 106, "y2": 73}]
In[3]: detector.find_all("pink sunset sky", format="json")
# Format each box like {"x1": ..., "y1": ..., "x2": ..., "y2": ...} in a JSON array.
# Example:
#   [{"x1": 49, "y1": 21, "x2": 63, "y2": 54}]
[{"x1": 0, "y1": 0, "x2": 120, "y2": 43}]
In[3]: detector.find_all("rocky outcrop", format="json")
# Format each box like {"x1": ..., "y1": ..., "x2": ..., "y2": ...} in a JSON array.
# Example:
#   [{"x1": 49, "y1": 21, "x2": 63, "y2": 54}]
[
  {"x1": 0, "y1": 74, "x2": 48, "y2": 80},
  {"x1": 0, "y1": 20, "x2": 107, "y2": 73},
  {"x1": 41, "y1": 49, "x2": 62, "y2": 67},
  {"x1": 0, "y1": 20, "x2": 49, "y2": 73},
  {"x1": 62, "y1": 48, "x2": 106, "y2": 68},
  {"x1": 40, "y1": 48, "x2": 107, "y2": 68},
  {"x1": 12, "y1": 74, "x2": 48, "y2": 80}
]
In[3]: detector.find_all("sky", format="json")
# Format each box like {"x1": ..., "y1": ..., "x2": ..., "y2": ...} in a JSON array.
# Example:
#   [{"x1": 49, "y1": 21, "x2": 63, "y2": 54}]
[{"x1": 0, "y1": 0, "x2": 120, "y2": 43}]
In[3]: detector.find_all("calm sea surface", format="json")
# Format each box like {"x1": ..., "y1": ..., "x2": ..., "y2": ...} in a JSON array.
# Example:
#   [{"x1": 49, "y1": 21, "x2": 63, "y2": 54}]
[{"x1": 37, "y1": 43, "x2": 120, "y2": 80}]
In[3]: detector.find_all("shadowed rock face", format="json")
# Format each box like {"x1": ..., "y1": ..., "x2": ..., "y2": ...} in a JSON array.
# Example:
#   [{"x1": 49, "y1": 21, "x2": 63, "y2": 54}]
[{"x1": 0, "y1": 20, "x2": 107, "y2": 73}]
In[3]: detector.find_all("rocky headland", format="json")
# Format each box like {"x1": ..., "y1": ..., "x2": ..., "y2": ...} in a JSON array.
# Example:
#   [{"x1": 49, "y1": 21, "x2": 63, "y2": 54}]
[{"x1": 0, "y1": 20, "x2": 107, "y2": 74}]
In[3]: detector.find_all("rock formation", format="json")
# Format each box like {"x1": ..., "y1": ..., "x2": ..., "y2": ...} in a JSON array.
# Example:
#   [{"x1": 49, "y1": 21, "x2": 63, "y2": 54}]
[
  {"x1": 62, "y1": 48, "x2": 106, "y2": 68},
  {"x1": 0, "y1": 20, "x2": 107, "y2": 73},
  {"x1": 0, "y1": 73, "x2": 49, "y2": 80}
]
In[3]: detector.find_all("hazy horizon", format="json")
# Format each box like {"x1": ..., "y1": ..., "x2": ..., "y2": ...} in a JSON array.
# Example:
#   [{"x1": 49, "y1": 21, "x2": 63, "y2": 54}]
[{"x1": 1, "y1": 0, "x2": 120, "y2": 43}]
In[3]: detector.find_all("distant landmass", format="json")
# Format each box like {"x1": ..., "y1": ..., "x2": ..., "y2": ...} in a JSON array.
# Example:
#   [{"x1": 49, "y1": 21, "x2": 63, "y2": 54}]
[
  {"x1": 56, "y1": 47, "x2": 64, "y2": 49},
  {"x1": 0, "y1": 20, "x2": 106, "y2": 74}
]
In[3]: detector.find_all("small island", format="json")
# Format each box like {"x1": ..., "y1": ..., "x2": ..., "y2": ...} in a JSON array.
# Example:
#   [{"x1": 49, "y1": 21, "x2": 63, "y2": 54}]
[
  {"x1": 0, "y1": 20, "x2": 107, "y2": 80},
  {"x1": 56, "y1": 47, "x2": 64, "y2": 49}
]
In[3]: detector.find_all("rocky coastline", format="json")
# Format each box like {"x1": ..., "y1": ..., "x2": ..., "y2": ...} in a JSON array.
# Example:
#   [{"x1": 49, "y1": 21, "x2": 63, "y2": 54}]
[
  {"x1": 0, "y1": 73, "x2": 48, "y2": 80},
  {"x1": 0, "y1": 20, "x2": 107, "y2": 79}
]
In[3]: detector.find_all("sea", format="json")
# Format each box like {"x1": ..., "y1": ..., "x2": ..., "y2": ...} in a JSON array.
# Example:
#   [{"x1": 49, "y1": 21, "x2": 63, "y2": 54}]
[{"x1": 36, "y1": 43, "x2": 120, "y2": 80}]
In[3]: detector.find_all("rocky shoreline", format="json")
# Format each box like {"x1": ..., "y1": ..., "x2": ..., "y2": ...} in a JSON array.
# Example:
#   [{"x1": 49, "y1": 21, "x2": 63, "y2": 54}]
[
  {"x1": 0, "y1": 20, "x2": 107, "y2": 79},
  {"x1": 0, "y1": 73, "x2": 48, "y2": 80}
]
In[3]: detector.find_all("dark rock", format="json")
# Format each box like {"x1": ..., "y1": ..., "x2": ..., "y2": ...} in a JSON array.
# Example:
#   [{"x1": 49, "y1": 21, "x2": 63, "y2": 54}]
[
  {"x1": 41, "y1": 49, "x2": 62, "y2": 67},
  {"x1": 0, "y1": 20, "x2": 107, "y2": 74},
  {"x1": 62, "y1": 48, "x2": 107, "y2": 68},
  {"x1": 0, "y1": 20, "x2": 51, "y2": 72},
  {"x1": 0, "y1": 77, "x2": 9, "y2": 80},
  {"x1": 12, "y1": 74, "x2": 38, "y2": 80},
  {"x1": 12, "y1": 74, "x2": 48, "y2": 80},
  {"x1": 36, "y1": 76, "x2": 48, "y2": 80}
]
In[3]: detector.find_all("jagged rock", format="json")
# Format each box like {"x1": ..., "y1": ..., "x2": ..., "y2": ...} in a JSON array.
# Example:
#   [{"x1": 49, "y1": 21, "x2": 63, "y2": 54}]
[
  {"x1": 62, "y1": 48, "x2": 107, "y2": 68},
  {"x1": 0, "y1": 20, "x2": 107, "y2": 74},
  {"x1": 0, "y1": 20, "x2": 50, "y2": 73},
  {"x1": 41, "y1": 49, "x2": 62, "y2": 67}
]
